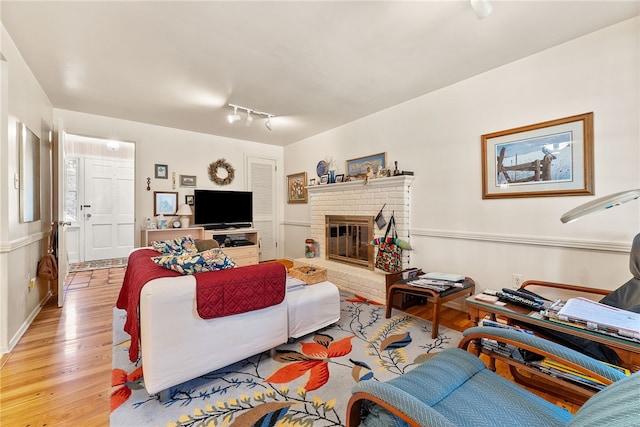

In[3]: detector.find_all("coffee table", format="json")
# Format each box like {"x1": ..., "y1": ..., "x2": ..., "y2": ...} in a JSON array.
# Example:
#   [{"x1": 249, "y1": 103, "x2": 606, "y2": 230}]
[
  {"x1": 386, "y1": 277, "x2": 475, "y2": 338},
  {"x1": 466, "y1": 295, "x2": 640, "y2": 365}
]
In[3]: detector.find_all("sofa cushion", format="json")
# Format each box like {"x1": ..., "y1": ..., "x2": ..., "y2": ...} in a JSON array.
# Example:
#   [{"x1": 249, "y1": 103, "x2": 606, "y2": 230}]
[
  {"x1": 151, "y1": 236, "x2": 198, "y2": 255},
  {"x1": 194, "y1": 238, "x2": 220, "y2": 252},
  {"x1": 152, "y1": 248, "x2": 236, "y2": 274}
]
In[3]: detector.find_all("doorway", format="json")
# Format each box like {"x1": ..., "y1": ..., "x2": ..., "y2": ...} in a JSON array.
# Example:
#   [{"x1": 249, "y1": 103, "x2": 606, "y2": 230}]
[{"x1": 64, "y1": 134, "x2": 135, "y2": 264}]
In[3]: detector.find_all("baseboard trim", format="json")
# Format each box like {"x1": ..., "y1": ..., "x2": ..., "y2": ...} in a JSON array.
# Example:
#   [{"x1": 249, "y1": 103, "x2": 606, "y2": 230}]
[{"x1": 8, "y1": 297, "x2": 46, "y2": 354}]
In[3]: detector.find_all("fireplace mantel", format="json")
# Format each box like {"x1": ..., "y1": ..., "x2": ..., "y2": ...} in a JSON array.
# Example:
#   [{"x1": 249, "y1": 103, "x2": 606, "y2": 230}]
[{"x1": 307, "y1": 175, "x2": 414, "y2": 195}]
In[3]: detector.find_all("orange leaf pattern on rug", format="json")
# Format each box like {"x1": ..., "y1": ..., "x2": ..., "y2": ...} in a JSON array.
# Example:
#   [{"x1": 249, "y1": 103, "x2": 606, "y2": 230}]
[
  {"x1": 110, "y1": 366, "x2": 144, "y2": 412},
  {"x1": 265, "y1": 333, "x2": 354, "y2": 391}
]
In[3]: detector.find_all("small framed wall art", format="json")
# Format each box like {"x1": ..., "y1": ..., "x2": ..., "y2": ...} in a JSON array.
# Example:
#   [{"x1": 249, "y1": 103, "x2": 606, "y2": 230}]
[
  {"x1": 287, "y1": 172, "x2": 308, "y2": 203},
  {"x1": 154, "y1": 191, "x2": 178, "y2": 215},
  {"x1": 180, "y1": 174, "x2": 196, "y2": 187},
  {"x1": 185, "y1": 195, "x2": 194, "y2": 205},
  {"x1": 155, "y1": 164, "x2": 168, "y2": 179},
  {"x1": 481, "y1": 112, "x2": 594, "y2": 199}
]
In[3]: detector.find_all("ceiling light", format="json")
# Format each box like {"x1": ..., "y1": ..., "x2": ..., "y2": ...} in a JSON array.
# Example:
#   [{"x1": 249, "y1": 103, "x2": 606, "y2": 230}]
[
  {"x1": 228, "y1": 106, "x2": 241, "y2": 123},
  {"x1": 106, "y1": 140, "x2": 120, "y2": 151},
  {"x1": 470, "y1": 0, "x2": 493, "y2": 19},
  {"x1": 244, "y1": 110, "x2": 253, "y2": 127},
  {"x1": 227, "y1": 104, "x2": 275, "y2": 131}
]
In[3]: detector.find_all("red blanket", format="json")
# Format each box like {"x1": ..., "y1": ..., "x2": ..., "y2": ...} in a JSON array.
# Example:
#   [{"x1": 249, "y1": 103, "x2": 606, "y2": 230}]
[
  {"x1": 195, "y1": 263, "x2": 286, "y2": 319},
  {"x1": 116, "y1": 249, "x2": 180, "y2": 361},
  {"x1": 116, "y1": 249, "x2": 287, "y2": 362}
]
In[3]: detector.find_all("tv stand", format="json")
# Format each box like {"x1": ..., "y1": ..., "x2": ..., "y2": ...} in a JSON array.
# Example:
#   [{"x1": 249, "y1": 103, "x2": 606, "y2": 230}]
[
  {"x1": 204, "y1": 228, "x2": 259, "y2": 267},
  {"x1": 204, "y1": 223, "x2": 253, "y2": 230}
]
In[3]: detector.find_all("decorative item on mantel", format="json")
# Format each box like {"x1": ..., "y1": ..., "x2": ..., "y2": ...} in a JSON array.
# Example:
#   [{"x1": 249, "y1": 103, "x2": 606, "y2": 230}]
[{"x1": 392, "y1": 160, "x2": 414, "y2": 177}]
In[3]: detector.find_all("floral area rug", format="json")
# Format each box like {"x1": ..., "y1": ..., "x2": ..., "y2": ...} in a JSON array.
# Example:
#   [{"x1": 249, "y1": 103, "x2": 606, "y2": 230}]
[{"x1": 110, "y1": 291, "x2": 463, "y2": 426}]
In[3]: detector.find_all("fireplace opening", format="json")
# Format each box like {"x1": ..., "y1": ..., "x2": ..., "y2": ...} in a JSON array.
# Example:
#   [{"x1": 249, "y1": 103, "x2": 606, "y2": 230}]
[{"x1": 326, "y1": 215, "x2": 374, "y2": 270}]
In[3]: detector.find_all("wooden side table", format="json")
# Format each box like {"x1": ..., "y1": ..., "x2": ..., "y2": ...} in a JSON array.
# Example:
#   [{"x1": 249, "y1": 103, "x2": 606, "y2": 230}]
[{"x1": 386, "y1": 277, "x2": 475, "y2": 339}]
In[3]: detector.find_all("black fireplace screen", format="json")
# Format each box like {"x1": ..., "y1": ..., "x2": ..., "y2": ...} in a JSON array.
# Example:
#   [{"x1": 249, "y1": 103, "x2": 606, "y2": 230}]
[{"x1": 325, "y1": 215, "x2": 374, "y2": 269}]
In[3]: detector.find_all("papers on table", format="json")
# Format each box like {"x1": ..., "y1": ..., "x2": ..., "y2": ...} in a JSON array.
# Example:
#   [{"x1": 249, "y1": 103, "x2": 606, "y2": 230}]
[
  {"x1": 408, "y1": 278, "x2": 456, "y2": 292},
  {"x1": 557, "y1": 297, "x2": 640, "y2": 339}
]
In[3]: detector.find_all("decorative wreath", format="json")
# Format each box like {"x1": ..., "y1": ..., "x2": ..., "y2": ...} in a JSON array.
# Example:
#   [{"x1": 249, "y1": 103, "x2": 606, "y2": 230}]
[{"x1": 208, "y1": 158, "x2": 235, "y2": 185}]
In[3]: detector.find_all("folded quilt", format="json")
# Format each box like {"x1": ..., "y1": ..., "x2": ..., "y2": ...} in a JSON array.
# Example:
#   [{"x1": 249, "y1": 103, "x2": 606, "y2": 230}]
[
  {"x1": 116, "y1": 248, "x2": 181, "y2": 361},
  {"x1": 195, "y1": 262, "x2": 286, "y2": 319}
]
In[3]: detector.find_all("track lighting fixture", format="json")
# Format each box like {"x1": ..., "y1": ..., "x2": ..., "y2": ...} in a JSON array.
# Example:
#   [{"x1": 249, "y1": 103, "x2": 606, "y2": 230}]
[
  {"x1": 228, "y1": 106, "x2": 241, "y2": 123},
  {"x1": 227, "y1": 104, "x2": 275, "y2": 131}
]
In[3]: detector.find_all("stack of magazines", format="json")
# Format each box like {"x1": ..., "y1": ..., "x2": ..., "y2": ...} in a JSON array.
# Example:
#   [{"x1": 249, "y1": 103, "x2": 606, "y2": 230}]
[{"x1": 528, "y1": 358, "x2": 630, "y2": 391}]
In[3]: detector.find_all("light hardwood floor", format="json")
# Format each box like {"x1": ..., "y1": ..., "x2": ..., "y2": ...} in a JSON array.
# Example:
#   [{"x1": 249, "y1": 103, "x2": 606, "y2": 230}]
[
  {"x1": 0, "y1": 265, "x2": 578, "y2": 426},
  {"x1": 1, "y1": 267, "x2": 124, "y2": 426}
]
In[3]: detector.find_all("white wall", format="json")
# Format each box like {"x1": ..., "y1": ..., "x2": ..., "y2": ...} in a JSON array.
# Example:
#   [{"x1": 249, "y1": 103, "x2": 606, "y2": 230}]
[
  {"x1": 283, "y1": 17, "x2": 640, "y2": 294},
  {"x1": 53, "y1": 109, "x2": 285, "y2": 248},
  {"x1": 1, "y1": 24, "x2": 54, "y2": 356}
]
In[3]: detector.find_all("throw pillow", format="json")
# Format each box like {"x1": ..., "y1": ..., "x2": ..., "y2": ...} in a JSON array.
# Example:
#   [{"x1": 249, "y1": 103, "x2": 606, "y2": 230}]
[
  {"x1": 152, "y1": 248, "x2": 236, "y2": 275},
  {"x1": 151, "y1": 236, "x2": 198, "y2": 256},
  {"x1": 194, "y1": 239, "x2": 220, "y2": 252}
]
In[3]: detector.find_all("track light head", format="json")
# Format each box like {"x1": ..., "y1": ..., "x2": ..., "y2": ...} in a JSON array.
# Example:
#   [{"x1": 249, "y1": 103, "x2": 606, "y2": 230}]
[
  {"x1": 227, "y1": 106, "x2": 241, "y2": 123},
  {"x1": 265, "y1": 116, "x2": 272, "y2": 131},
  {"x1": 470, "y1": 0, "x2": 493, "y2": 19},
  {"x1": 244, "y1": 110, "x2": 253, "y2": 127}
]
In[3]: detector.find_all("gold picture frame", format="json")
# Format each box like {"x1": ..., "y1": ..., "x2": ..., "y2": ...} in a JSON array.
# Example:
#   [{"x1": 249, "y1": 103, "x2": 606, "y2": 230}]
[
  {"x1": 287, "y1": 172, "x2": 308, "y2": 203},
  {"x1": 481, "y1": 113, "x2": 594, "y2": 199},
  {"x1": 346, "y1": 152, "x2": 387, "y2": 177}
]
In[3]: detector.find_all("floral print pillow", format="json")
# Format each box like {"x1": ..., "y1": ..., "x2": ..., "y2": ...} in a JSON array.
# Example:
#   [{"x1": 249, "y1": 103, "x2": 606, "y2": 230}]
[
  {"x1": 151, "y1": 236, "x2": 198, "y2": 256},
  {"x1": 152, "y1": 248, "x2": 236, "y2": 275}
]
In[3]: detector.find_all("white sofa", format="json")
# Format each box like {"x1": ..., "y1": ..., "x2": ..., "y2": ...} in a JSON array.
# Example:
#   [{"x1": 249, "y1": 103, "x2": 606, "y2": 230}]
[
  {"x1": 139, "y1": 275, "x2": 289, "y2": 398},
  {"x1": 121, "y1": 248, "x2": 340, "y2": 399}
]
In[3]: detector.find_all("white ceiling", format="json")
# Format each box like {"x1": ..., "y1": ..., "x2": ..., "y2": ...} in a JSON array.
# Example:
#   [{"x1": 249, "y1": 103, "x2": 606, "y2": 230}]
[{"x1": 1, "y1": 1, "x2": 639, "y2": 146}]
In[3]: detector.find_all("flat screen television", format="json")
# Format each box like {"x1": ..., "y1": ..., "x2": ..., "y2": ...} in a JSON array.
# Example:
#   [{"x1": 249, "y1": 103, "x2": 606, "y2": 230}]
[{"x1": 193, "y1": 190, "x2": 253, "y2": 229}]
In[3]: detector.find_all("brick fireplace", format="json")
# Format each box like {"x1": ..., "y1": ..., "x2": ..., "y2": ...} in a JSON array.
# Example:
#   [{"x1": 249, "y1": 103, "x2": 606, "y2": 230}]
[{"x1": 294, "y1": 175, "x2": 414, "y2": 303}]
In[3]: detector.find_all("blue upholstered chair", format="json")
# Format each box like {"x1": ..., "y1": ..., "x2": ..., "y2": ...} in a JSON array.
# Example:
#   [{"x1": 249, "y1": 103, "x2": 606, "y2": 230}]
[{"x1": 347, "y1": 326, "x2": 640, "y2": 427}]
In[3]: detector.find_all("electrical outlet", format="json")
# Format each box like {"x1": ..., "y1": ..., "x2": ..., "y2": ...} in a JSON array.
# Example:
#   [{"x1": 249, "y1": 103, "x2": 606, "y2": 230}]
[
  {"x1": 29, "y1": 277, "x2": 35, "y2": 291},
  {"x1": 512, "y1": 273, "x2": 523, "y2": 288}
]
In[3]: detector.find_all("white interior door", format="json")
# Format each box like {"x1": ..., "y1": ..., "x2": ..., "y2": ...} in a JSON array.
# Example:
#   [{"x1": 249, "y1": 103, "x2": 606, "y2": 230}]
[
  {"x1": 247, "y1": 156, "x2": 277, "y2": 261},
  {"x1": 83, "y1": 158, "x2": 134, "y2": 261},
  {"x1": 56, "y1": 125, "x2": 68, "y2": 307}
]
